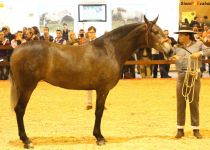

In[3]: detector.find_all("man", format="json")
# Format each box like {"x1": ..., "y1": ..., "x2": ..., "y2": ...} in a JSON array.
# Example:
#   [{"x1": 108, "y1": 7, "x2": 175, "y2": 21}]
[
  {"x1": 159, "y1": 30, "x2": 177, "y2": 78},
  {"x1": 40, "y1": 26, "x2": 53, "y2": 42},
  {"x1": 86, "y1": 26, "x2": 97, "y2": 110},
  {"x1": 62, "y1": 23, "x2": 70, "y2": 41},
  {"x1": 0, "y1": 30, "x2": 10, "y2": 80},
  {"x1": 171, "y1": 27, "x2": 210, "y2": 139},
  {"x1": 53, "y1": 29, "x2": 66, "y2": 45}
]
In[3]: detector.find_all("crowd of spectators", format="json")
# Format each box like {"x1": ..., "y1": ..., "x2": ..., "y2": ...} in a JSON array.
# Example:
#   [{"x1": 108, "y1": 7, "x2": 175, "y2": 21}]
[
  {"x1": 0, "y1": 23, "x2": 97, "y2": 80},
  {"x1": 0, "y1": 16, "x2": 210, "y2": 80}
]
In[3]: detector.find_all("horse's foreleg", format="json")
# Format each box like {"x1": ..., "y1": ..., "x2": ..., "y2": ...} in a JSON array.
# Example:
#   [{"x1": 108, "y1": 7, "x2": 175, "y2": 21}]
[{"x1": 93, "y1": 89, "x2": 109, "y2": 145}]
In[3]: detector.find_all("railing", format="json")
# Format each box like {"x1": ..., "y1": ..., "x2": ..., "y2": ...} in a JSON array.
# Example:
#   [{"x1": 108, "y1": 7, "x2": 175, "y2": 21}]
[{"x1": 1, "y1": 45, "x2": 210, "y2": 66}]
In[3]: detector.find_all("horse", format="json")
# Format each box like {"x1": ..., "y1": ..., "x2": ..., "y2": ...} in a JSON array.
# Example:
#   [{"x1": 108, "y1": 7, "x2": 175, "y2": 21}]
[{"x1": 10, "y1": 16, "x2": 172, "y2": 149}]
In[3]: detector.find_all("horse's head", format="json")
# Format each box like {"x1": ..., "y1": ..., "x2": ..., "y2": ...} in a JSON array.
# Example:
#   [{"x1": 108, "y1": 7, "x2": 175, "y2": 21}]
[{"x1": 143, "y1": 16, "x2": 172, "y2": 59}]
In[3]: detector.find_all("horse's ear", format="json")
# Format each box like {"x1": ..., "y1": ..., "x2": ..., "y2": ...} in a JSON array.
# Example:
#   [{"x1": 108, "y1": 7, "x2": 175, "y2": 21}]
[
  {"x1": 152, "y1": 15, "x2": 159, "y2": 24},
  {"x1": 144, "y1": 15, "x2": 149, "y2": 24}
]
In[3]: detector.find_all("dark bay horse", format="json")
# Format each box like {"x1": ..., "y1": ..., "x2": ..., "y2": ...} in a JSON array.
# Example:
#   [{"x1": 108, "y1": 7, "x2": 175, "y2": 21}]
[{"x1": 10, "y1": 16, "x2": 172, "y2": 149}]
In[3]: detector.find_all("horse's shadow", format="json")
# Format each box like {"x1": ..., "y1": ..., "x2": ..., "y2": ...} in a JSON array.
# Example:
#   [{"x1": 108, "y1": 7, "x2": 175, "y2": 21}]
[
  {"x1": 9, "y1": 130, "x2": 210, "y2": 147},
  {"x1": 8, "y1": 134, "x2": 172, "y2": 148}
]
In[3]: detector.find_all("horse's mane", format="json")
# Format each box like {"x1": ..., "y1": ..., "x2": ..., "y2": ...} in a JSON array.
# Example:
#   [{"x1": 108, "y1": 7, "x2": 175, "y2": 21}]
[{"x1": 93, "y1": 23, "x2": 143, "y2": 46}]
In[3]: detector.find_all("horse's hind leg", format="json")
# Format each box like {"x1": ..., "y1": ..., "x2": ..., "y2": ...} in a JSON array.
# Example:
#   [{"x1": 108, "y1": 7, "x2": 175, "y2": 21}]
[
  {"x1": 93, "y1": 89, "x2": 109, "y2": 145},
  {"x1": 14, "y1": 82, "x2": 38, "y2": 149}
]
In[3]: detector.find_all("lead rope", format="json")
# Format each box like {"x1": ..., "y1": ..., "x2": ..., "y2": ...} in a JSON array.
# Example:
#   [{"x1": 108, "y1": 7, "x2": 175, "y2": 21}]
[{"x1": 182, "y1": 56, "x2": 199, "y2": 103}]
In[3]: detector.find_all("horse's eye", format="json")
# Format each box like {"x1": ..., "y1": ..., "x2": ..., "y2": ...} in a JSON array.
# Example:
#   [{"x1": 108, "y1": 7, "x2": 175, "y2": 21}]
[{"x1": 153, "y1": 30, "x2": 159, "y2": 34}]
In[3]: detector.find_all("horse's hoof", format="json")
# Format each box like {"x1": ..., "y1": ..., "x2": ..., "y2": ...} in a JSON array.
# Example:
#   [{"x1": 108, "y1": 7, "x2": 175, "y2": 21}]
[
  {"x1": 96, "y1": 138, "x2": 106, "y2": 146},
  {"x1": 24, "y1": 142, "x2": 34, "y2": 149}
]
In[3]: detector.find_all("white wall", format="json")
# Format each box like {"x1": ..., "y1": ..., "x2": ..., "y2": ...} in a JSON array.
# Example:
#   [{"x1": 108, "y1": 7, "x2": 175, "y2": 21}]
[{"x1": 0, "y1": 0, "x2": 179, "y2": 39}]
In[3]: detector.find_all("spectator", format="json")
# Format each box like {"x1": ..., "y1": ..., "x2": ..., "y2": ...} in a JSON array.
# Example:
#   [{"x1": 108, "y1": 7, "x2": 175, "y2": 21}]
[
  {"x1": 0, "y1": 30, "x2": 10, "y2": 45},
  {"x1": 68, "y1": 31, "x2": 79, "y2": 46},
  {"x1": 25, "y1": 29, "x2": 33, "y2": 41},
  {"x1": 53, "y1": 29, "x2": 66, "y2": 45},
  {"x1": 78, "y1": 29, "x2": 87, "y2": 45},
  {"x1": 190, "y1": 16, "x2": 200, "y2": 28},
  {"x1": 62, "y1": 23, "x2": 70, "y2": 41},
  {"x1": 22, "y1": 27, "x2": 27, "y2": 39},
  {"x1": 40, "y1": 26, "x2": 54, "y2": 42},
  {"x1": 2, "y1": 26, "x2": 15, "y2": 42},
  {"x1": 31, "y1": 26, "x2": 40, "y2": 40},
  {"x1": 159, "y1": 30, "x2": 176, "y2": 78},
  {"x1": 85, "y1": 26, "x2": 97, "y2": 110},
  {"x1": 0, "y1": 30, "x2": 10, "y2": 80},
  {"x1": 11, "y1": 31, "x2": 26, "y2": 48}
]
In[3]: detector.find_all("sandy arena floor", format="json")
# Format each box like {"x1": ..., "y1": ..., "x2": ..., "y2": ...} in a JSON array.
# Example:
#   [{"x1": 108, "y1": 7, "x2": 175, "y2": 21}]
[{"x1": 1, "y1": 78, "x2": 210, "y2": 150}]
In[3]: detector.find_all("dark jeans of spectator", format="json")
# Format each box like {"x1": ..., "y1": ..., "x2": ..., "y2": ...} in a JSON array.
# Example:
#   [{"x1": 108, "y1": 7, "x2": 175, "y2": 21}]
[
  {"x1": 121, "y1": 65, "x2": 135, "y2": 79},
  {"x1": 152, "y1": 54, "x2": 160, "y2": 78}
]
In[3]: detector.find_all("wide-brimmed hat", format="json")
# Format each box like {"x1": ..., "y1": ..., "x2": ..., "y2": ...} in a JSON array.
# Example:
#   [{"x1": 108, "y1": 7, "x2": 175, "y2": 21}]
[{"x1": 174, "y1": 27, "x2": 195, "y2": 34}]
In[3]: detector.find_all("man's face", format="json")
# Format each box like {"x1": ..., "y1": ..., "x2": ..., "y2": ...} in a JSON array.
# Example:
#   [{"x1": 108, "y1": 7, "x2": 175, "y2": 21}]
[
  {"x1": 88, "y1": 29, "x2": 96, "y2": 40},
  {"x1": 56, "y1": 31, "x2": 62, "y2": 38},
  {"x1": 178, "y1": 33, "x2": 190, "y2": 44}
]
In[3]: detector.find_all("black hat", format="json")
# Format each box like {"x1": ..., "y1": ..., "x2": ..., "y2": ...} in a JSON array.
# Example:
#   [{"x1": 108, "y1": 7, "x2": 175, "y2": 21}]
[{"x1": 174, "y1": 26, "x2": 195, "y2": 34}]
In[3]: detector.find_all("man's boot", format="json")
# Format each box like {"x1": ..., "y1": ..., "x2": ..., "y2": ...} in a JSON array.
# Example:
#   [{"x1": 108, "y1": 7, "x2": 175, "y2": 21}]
[
  {"x1": 193, "y1": 129, "x2": 202, "y2": 139},
  {"x1": 175, "y1": 129, "x2": 184, "y2": 138}
]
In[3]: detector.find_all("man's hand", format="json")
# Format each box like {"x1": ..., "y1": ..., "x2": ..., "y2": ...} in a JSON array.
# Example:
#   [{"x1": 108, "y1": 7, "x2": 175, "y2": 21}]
[
  {"x1": 170, "y1": 55, "x2": 180, "y2": 61},
  {"x1": 191, "y1": 52, "x2": 202, "y2": 59}
]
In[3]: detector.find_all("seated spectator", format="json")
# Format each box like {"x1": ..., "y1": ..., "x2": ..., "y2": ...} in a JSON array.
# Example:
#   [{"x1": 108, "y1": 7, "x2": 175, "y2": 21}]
[
  {"x1": 11, "y1": 31, "x2": 26, "y2": 48},
  {"x1": 68, "y1": 31, "x2": 79, "y2": 46},
  {"x1": 53, "y1": 29, "x2": 66, "y2": 45},
  {"x1": 31, "y1": 26, "x2": 40, "y2": 40},
  {"x1": 40, "y1": 26, "x2": 54, "y2": 42}
]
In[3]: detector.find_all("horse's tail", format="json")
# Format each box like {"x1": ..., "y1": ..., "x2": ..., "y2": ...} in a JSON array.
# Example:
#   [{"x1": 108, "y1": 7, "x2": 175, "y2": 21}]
[{"x1": 9, "y1": 70, "x2": 19, "y2": 110}]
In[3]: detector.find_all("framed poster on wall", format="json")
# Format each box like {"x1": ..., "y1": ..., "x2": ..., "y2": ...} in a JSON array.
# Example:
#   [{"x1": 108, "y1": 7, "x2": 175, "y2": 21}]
[{"x1": 78, "y1": 4, "x2": 107, "y2": 22}]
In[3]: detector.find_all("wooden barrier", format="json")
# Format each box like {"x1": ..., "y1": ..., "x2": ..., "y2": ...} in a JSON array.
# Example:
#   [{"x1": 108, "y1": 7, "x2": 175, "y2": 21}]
[{"x1": 0, "y1": 45, "x2": 210, "y2": 66}]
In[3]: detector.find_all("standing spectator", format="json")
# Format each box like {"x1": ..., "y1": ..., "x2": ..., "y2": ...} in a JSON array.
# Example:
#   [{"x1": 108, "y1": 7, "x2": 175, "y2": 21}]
[
  {"x1": 0, "y1": 30, "x2": 10, "y2": 80},
  {"x1": 159, "y1": 30, "x2": 176, "y2": 78},
  {"x1": 11, "y1": 31, "x2": 26, "y2": 48},
  {"x1": 31, "y1": 26, "x2": 40, "y2": 40},
  {"x1": 40, "y1": 26, "x2": 54, "y2": 42},
  {"x1": 171, "y1": 27, "x2": 210, "y2": 139},
  {"x1": 53, "y1": 29, "x2": 66, "y2": 45},
  {"x1": 85, "y1": 26, "x2": 96, "y2": 110},
  {"x1": 62, "y1": 23, "x2": 70, "y2": 41},
  {"x1": 151, "y1": 48, "x2": 160, "y2": 78},
  {"x1": 190, "y1": 16, "x2": 200, "y2": 28}
]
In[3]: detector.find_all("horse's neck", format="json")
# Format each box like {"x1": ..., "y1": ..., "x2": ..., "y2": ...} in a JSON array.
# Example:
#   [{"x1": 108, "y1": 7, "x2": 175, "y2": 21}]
[{"x1": 114, "y1": 28, "x2": 146, "y2": 64}]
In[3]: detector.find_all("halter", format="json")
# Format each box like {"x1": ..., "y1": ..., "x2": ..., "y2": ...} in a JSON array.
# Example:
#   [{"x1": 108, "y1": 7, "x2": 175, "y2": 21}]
[{"x1": 144, "y1": 24, "x2": 151, "y2": 47}]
